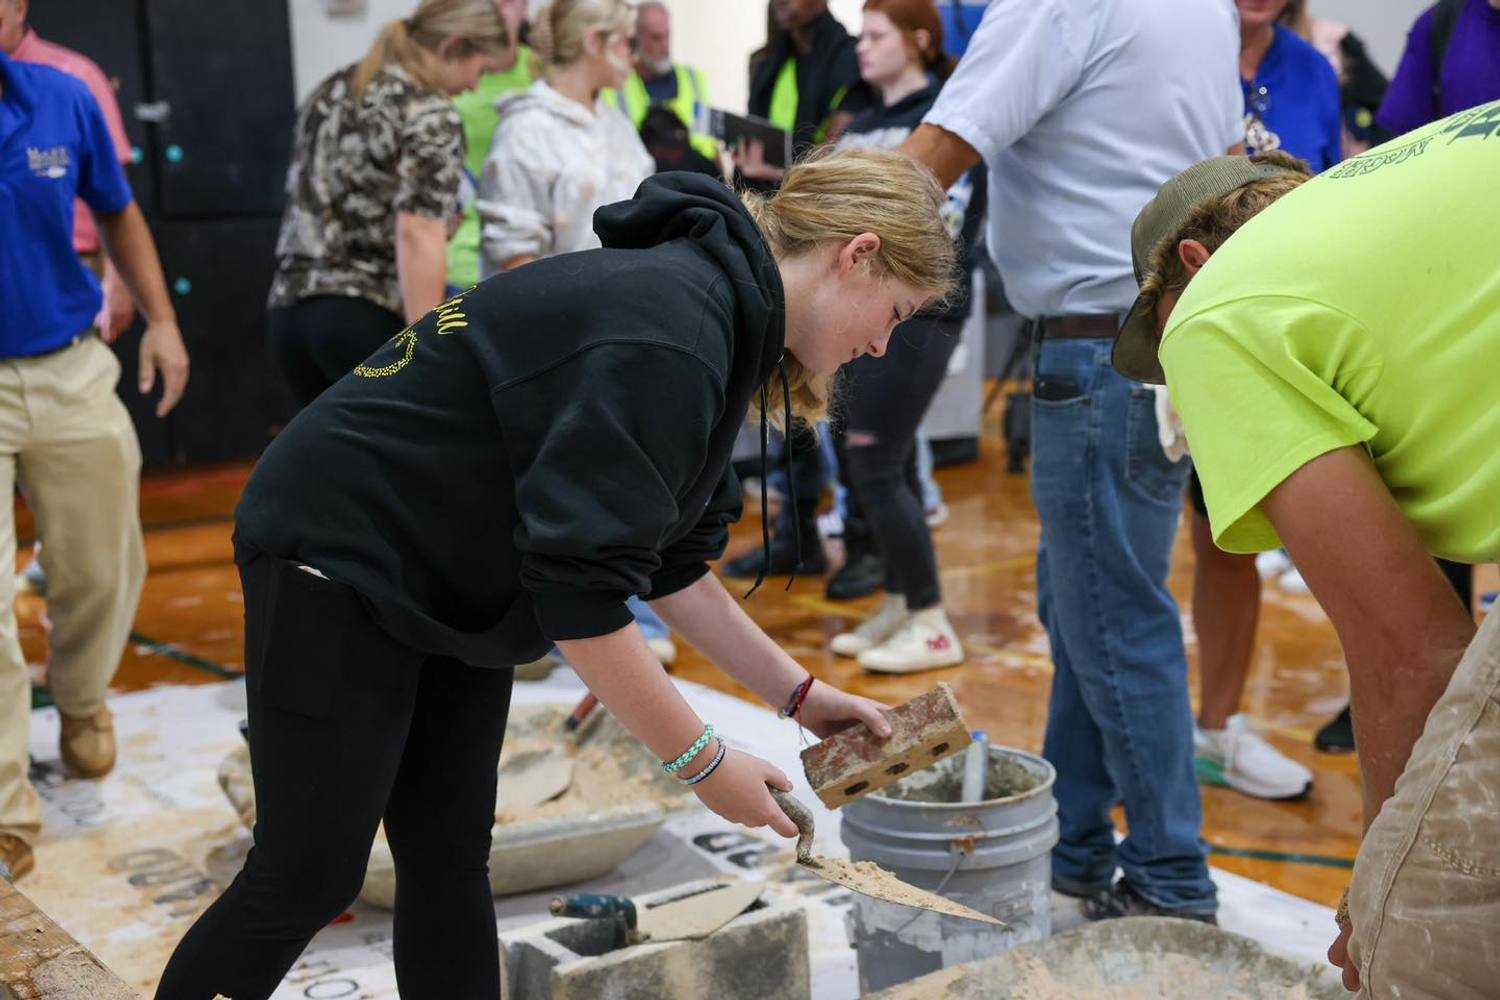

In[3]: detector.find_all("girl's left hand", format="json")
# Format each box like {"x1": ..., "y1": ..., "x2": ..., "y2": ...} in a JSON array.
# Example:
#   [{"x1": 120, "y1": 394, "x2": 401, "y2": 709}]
[{"x1": 796, "y1": 681, "x2": 893, "y2": 740}]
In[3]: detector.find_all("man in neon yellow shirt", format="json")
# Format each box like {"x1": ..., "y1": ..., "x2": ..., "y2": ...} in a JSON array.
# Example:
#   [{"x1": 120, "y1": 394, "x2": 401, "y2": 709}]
[
  {"x1": 447, "y1": 0, "x2": 533, "y2": 291},
  {"x1": 602, "y1": 1, "x2": 717, "y2": 162},
  {"x1": 1113, "y1": 101, "x2": 1500, "y2": 995}
]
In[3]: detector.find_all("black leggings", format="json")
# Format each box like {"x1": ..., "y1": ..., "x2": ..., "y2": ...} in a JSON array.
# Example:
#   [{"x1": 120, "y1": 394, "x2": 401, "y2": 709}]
[
  {"x1": 835, "y1": 316, "x2": 962, "y2": 609},
  {"x1": 268, "y1": 295, "x2": 405, "y2": 408},
  {"x1": 155, "y1": 552, "x2": 514, "y2": 1000}
]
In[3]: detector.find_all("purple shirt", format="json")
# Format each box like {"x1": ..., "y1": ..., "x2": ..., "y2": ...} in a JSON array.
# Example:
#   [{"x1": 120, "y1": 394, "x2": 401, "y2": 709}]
[{"x1": 1377, "y1": 0, "x2": 1500, "y2": 134}]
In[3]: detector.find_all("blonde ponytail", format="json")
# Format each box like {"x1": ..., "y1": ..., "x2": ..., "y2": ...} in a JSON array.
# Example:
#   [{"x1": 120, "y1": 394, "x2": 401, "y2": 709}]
[
  {"x1": 352, "y1": 20, "x2": 419, "y2": 101},
  {"x1": 350, "y1": 0, "x2": 510, "y2": 102},
  {"x1": 741, "y1": 147, "x2": 958, "y2": 430}
]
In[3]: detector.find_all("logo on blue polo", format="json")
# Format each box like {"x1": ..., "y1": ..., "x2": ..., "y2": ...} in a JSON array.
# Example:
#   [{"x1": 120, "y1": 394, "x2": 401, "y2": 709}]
[{"x1": 27, "y1": 146, "x2": 70, "y2": 180}]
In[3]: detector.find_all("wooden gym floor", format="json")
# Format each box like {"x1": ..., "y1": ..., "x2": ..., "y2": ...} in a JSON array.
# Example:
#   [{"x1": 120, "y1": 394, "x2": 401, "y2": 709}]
[{"x1": 15, "y1": 421, "x2": 1493, "y2": 912}]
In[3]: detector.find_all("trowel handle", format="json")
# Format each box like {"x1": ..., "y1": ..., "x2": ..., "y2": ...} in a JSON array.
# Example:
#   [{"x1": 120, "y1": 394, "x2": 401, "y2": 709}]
[
  {"x1": 549, "y1": 893, "x2": 638, "y2": 930},
  {"x1": 768, "y1": 787, "x2": 815, "y2": 863}
]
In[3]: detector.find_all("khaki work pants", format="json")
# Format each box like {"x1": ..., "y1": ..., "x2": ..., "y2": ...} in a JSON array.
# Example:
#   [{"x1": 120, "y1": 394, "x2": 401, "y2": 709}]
[
  {"x1": 1349, "y1": 603, "x2": 1500, "y2": 997},
  {"x1": 0, "y1": 336, "x2": 146, "y2": 843}
]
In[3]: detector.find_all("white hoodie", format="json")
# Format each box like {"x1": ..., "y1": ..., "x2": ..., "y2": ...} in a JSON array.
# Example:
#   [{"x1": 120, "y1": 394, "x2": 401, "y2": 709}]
[{"x1": 478, "y1": 80, "x2": 654, "y2": 275}]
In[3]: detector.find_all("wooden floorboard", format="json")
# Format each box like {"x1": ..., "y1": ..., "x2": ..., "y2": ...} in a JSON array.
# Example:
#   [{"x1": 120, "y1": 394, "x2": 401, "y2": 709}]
[{"x1": 22, "y1": 432, "x2": 1495, "y2": 912}]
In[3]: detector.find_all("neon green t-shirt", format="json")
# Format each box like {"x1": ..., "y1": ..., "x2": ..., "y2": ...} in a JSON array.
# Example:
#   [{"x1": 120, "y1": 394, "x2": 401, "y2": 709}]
[
  {"x1": 1161, "y1": 100, "x2": 1500, "y2": 563},
  {"x1": 447, "y1": 49, "x2": 536, "y2": 289}
]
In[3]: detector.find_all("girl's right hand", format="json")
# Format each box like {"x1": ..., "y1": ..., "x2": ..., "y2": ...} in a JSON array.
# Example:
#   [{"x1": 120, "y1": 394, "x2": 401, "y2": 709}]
[{"x1": 687, "y1": 744, "x2": 800, "y2": 838}]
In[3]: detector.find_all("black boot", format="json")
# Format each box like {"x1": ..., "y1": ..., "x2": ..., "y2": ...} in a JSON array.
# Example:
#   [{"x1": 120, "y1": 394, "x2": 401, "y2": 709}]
[
  {"x1": 827, "y1": 552, "x2": 884, "y2": 600},
  {"x1": 826, "y1": 518, "x2": 883, "y2": 600},
  {"x1": 722, "y1": 507, "x2": 826, "y2": 578},
  {"x1": 1314, "y1": 704, "x2": 1355, "y2": 753}
]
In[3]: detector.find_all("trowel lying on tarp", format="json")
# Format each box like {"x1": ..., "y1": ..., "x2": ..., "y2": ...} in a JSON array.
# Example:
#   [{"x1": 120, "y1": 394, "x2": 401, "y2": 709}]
[
  {"x1": 769, "y1": 788, "x2": 1005, "y2": 927},
  {"x1": 550, "y1": 878, "x2": 765, "y2": 945}
]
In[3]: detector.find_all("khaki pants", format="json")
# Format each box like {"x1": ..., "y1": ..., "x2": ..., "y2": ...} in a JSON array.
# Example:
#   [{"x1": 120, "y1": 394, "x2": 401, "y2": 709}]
[
  {"x1": 1349, "y1": 604, "x2": 1500, "y2": 998},
  {"x1": 0, "y1": 336, "x2": 146, "y2": 843}
]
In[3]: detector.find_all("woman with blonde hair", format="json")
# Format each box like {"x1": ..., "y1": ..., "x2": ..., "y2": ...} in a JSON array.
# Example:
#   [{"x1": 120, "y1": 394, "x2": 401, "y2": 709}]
[
  {"x1": 266, "y1": 0, "x2": 510, "y2": 407},
  {"x1": 478, "y1": 0, "x2": 653, "y2": 272},
  {"x1": 154, "y1": 147, "x2": 953, "y2": 998}
]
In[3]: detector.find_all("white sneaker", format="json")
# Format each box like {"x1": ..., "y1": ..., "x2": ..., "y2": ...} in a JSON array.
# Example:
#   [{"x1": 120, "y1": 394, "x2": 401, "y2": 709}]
[
  {"x1": 1278, "y1": 566, "x2": 1311, "y2": 595},
  {"x1": 857, "y1": 607, "x2": 964, "y2": 674},
  {"x1": 1195, "y1": 715, "x2": 1313, "y2": 800},
  {"x1": 830, "y1": 595, "x2": 907, "y2": 658},
  {"x1": 1254, "y1": 549, "x2": 1292, "y2": 581},
  {"x1": 646, "y1": 637, "x2": 678, "y2": 666}
]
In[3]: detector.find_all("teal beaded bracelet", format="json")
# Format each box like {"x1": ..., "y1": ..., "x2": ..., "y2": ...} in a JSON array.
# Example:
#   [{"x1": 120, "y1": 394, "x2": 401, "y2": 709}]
[{"x1": 663, "y1": 724, "x2": 715, "y2": 775}]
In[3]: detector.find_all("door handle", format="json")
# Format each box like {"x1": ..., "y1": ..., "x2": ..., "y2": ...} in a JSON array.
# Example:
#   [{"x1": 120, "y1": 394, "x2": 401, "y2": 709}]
[{"x1": 135, "y1": 101, "x2": 173, "y2": 124}]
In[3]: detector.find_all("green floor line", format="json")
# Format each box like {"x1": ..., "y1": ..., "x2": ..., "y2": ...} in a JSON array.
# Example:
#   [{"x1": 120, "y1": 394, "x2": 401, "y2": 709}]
[
  {"x1": 129, "y1": 631, "x2": 239, "y2": 680},
  {"x1": 1209, "y1": 844, "x2": 1355, "y2": 870}
]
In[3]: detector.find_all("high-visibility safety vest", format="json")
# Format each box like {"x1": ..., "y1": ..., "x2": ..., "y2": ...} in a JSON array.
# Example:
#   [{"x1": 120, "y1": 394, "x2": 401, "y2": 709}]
[
  {"x1": 604, "y1": 64, "x2": 719, "y2": 162},
  {"x1": 769, "y1": 59, "x2": 848, "y2": 146}
]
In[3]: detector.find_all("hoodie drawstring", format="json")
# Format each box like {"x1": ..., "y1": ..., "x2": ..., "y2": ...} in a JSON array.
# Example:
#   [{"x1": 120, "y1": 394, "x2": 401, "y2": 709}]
[
  {"x1": 743, "y1": 357, "x2": 801, "y2": 598},
  {"x1": 745, "y1": 381, "x2": 773, "y2": 599},
  {"x1": 779, "y1": 358, "x2": 800, "y2": 592}
]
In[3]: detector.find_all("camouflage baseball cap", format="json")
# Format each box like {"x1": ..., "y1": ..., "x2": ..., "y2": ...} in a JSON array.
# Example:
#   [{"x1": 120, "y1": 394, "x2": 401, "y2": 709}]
[{"x1": 1113, "y1": 157, "x2": 1291, "y2": 385}]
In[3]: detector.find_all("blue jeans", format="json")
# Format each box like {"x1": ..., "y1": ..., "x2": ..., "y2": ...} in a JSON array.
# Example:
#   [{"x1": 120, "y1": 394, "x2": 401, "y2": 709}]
[{"x1": 1030, "y1": 339, "x2": 1214, "y2": 915}]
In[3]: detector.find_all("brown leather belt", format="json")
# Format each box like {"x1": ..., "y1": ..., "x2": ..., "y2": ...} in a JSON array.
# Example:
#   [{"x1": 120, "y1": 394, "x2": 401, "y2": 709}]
[{"x1": 1039, "y1": 314, "x2": 1121, "y2": 340}]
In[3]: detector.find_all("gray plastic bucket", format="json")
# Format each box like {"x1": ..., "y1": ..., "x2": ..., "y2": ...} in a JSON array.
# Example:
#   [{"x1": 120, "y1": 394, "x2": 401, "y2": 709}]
[{"x1": 839, "y1": 745, "x2": 1059, "y2": 994}]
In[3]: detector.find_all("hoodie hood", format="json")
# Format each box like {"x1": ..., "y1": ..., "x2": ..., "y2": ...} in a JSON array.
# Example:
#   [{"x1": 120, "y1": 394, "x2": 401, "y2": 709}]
[
  {"x1": 596, "y1": 171, "x2": 799, "y2": 597},
  {"x1": 596, "y1": 172, "x2": 786, "y2": 390},
  {"x1": 494, "y1": 78, "x2": 599, "y2": 127}
]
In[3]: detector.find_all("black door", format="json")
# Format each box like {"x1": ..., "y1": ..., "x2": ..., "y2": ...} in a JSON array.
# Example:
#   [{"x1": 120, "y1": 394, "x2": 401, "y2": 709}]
[
  {"x1": 143, "y1": 0, "x2": 296, "y2": 218},
  {"x1": 151, "y1": 218, "x2": 294, "y2": 465}
]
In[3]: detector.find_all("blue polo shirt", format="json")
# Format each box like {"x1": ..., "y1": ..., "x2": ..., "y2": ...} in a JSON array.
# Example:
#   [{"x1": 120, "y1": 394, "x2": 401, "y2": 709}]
[
  {"x1": 0, "y1": 51, "x2": 133, "y2": 358},
  {"x1": 1241, "y1": 25, "x2": 1343, "y2": 171}
]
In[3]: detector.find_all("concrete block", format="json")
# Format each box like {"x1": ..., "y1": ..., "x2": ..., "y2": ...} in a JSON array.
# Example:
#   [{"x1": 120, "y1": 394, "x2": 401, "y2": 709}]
[
  {"x1": 802, "y1": 683, "x2": 971, "y2": 809},
  {"x1": 501, "y1": 879, "x2": 810, "y2": 1000},
  {"x1": 0, "y1": 879, "x2": 137, "y2": 1000}
]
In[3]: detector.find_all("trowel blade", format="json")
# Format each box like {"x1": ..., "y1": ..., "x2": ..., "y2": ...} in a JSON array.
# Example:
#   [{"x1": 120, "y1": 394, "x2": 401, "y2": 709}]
[
  {"x1": 799, "y1": 856, "x2": 1006, "y2": 926},
  {"x1": 636, "y1": 879, "x2": 765, "y2": 942},
  {"x1": 498, "y1": 749, "x2": 575, "y2": 810}
]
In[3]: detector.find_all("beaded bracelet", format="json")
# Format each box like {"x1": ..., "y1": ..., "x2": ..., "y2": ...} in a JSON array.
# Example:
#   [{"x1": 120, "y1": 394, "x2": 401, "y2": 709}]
[
  {"x1": 662, "y1": 724, "x2": 715, "y2": 775},
  {"x1": 679, "y1": 739, "x2": 728, "y2": 786}
]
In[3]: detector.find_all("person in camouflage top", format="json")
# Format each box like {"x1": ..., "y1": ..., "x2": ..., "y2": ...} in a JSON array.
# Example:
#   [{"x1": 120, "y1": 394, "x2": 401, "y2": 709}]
[{"x1": 266, "y1": 0, "x2": 511, "y2": 407}]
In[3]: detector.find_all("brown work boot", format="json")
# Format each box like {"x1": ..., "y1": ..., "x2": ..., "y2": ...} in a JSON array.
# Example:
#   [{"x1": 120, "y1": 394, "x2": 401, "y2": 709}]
[
  {"x1": 60, "y1": 706, "x2": 117, "y2": 779},
  {"x1": 0, "y1": 834, "x2": 34, "y2": 882}
]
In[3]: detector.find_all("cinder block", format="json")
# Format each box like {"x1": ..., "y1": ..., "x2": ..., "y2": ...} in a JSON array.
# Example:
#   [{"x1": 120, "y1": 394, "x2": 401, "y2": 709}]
[
  {"x1": 801, "y1": 682, "x2": 971, "y2": 809},
  {"x1": 500, "y1": 879, "x2": 809, "y2": 1000}
]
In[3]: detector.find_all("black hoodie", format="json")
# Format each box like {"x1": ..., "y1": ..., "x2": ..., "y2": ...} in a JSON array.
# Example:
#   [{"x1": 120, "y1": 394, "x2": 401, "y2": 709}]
[{"x1": 235, "y1": 173, "x2": 784, "y2": 668}]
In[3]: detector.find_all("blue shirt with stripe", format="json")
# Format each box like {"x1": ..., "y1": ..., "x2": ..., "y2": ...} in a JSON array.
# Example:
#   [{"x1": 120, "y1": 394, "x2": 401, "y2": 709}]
[{"x1": 0, "y1": 50, "x2": 133, "y2": 358}]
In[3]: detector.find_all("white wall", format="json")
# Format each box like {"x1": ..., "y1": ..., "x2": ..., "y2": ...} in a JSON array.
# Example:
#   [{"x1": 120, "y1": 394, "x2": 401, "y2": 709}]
[
  {"x1": 289, "y1": 0, "x2": 416, "y2": 101},
  {"x1": 289, "y1": 0, "x2": 1432, "y2": 109},
  {"x1": 1312, "y1": 0, "x2": 1428, "y2": 75}
]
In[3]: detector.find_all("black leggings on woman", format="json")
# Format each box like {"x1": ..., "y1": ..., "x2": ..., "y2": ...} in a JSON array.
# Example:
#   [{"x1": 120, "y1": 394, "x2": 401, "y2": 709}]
[
  {"x1": 268, "y1": 295, "x2": 406, "y2": 408},
  {"x1": 155, "y1": 551, "x2": 514, "y2": 1000},
  {"x1": 835, "y1": 315, "x2": 962, "y2": 610}
]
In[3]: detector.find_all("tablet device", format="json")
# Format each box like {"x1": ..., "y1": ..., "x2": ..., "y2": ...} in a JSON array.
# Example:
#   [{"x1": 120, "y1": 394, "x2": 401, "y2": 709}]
[{"x1": 703, "y1": 109, "x2": 793, "y2": 169}]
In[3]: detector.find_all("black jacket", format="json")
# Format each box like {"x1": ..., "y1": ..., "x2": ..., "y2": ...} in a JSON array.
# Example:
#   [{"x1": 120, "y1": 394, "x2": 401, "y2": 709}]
[
  {"x1": 235, "y1": 173, "x2": 785, "y2": 667},
  {"x1": 748, "y1": 10, "x2": 870, "y2": 155}
]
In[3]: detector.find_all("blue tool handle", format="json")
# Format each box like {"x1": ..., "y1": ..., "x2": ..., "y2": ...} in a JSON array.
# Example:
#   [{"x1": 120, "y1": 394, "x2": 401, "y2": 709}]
[{"x1": 550, "y1": 893, "x2": 637, "y2": 928}]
